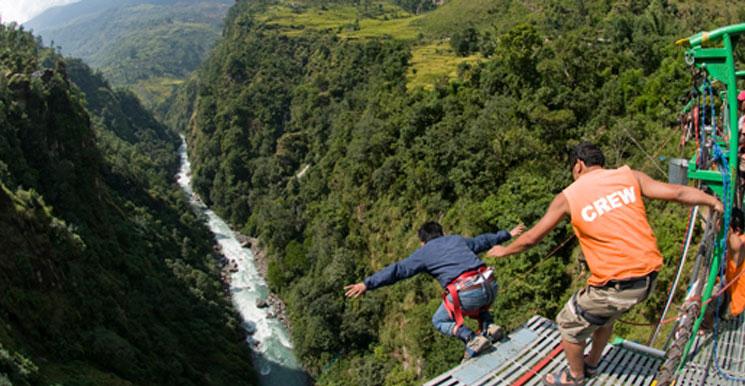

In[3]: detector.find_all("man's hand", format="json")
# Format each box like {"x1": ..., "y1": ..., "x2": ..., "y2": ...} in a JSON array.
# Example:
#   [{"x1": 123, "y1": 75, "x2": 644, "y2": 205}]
[
  {"x1": 487, "y1": 194, "x2": 569, "y2": 259},
  {"x1": 510, "y1": 224, "x2": 526, "y2": 238},
  {"x1": 712, "y1": 199, "x2": 724, "y2": 214},
  {"x1": 486, "y1": 245, "x2": 508, "y2": 258},
  {"x1": 344, "y1": 282, "x2": 367, "y2": 298}
]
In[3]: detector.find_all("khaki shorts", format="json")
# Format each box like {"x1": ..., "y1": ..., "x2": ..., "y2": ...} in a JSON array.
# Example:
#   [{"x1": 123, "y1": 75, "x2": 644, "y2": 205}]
[{"x1": 556, "y1": 275, "x2": 656, "y2": 343}]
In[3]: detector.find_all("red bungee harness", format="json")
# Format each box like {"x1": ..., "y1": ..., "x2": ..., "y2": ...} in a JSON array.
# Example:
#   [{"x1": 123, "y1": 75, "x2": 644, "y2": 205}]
[{"x1": 442, "y1": 265, "x2": 493, "y2": 334}]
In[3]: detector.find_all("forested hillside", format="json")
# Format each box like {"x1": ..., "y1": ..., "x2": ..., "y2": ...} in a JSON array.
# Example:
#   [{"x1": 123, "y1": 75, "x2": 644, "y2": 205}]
[
  {"x1": 165, "y1": 0, "x2": 745, "y2": 384},
  {"x1": 0, "y1": 24, "x2": 255, "y2": 385},
  {"x1": 24, "y1": 0, "x2": 231, "y2": 113}
]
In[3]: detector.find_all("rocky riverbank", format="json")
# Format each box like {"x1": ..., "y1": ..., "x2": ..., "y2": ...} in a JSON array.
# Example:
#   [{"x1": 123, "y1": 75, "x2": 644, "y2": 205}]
[
  {"x1": 215, "y1": 233, "x2": 292, "y2": 330},
  {"x1": 178, "y1": 138, "x2": 307, "y2": 384}
]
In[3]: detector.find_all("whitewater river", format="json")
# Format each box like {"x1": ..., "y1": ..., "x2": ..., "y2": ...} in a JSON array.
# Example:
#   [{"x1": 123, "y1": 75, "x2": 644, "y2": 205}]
[{"x1": 176, "y1": 137, "x2": 308, "y2": 385}]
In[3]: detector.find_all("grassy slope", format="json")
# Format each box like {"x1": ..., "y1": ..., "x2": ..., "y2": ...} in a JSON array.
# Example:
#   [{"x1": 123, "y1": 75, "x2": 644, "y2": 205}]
[
  {"x1": 413, "y1": 0, "x2": 540, "y2": 35},
  {"x1": 254, "y1": 0, "x2": 496, "y2": 90},
  {"x1": 407, "y1": 41, "x2": 480, "y2": 90}
]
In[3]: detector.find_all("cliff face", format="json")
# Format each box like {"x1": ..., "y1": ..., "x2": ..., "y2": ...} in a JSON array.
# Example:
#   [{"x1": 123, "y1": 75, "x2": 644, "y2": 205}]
[{"x1": 0, "y1": 24, "x2": 255, "y2": 385}]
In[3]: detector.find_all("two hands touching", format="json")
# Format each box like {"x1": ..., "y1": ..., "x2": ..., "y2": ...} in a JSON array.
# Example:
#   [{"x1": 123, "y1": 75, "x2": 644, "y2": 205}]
[
  {"x1": 485, "y1": 223, "x2": 527, "y2": 259},
  {"x1": 344, "y1": 223, "x2": 527, "y2": 299}
]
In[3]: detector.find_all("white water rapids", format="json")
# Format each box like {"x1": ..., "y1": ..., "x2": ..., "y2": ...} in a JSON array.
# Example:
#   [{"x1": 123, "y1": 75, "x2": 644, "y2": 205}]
[{"x1": 176, "y1": 137, "x2": 308, "y2": 385}]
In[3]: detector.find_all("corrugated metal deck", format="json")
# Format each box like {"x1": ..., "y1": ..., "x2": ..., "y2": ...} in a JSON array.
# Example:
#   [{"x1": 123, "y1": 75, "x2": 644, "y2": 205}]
[
  {"x1": 677, "y1": 312, "x2": 745, "y2": 385},
  {"x1": 425, "y1": 316, "x2": 662, "y2": 386}
]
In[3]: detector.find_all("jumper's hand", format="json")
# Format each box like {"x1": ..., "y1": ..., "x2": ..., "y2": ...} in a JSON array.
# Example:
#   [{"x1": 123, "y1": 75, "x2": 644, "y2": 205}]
[
  {"x1": 510, "y1": 224, "x2": 526, "y2": 238},
  {"x1": 344, "y1": 282, "x2": 367, "y2": 298},
  {"x1": 486, "y1": 245, "x2": 508, "y2": 258}
]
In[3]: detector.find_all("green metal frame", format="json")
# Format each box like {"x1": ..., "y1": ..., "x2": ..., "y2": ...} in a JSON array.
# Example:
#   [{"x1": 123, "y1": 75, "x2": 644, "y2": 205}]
[{"x1": 676, "y1": 23, "x2": 745, "y2": 371}]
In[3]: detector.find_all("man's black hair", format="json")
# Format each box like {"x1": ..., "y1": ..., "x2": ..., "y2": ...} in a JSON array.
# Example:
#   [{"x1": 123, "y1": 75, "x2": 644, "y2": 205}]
[
  {"x1": 418, "y1": 221, "x2": 444, "y2": 243},
  {"x1": 569, "y1": 142, "x2": 606, "y2": 169},
  {"x1": 733, "y1": 208, "x2": 744, "y2": 233}
]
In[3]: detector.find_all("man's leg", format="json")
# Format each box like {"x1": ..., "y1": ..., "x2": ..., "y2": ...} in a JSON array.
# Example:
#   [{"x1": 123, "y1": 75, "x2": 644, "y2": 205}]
[
  {"x1": 432, "y1": 301, "x2": 475, "y2": 343},
  {"x1": 546, "y1": 291, "x2": 596, "y2": 384},
  {"x1": 432, "y1": 301, "x2": 490, "y2": 359},
  {"x1": 587, "y1": 322, "x2": 613, "y2": 367},
  {"x1": 478, "y1": 310, "x2": 493, "y2": 332},
  {"x1": 477, "y1": 308, "x2": 506, "y2": 342},
  {"x1": 478, "y1": 281, "x2": 498, "y2": 333},
  {"x1": 455, "y1": 284, "x2": 500, "y2": 358},
  {"x1": 552, "y1": 277, "x2": 654, "y2": 383},
  {"x1": 552, "y1": 324, "x2": 611, "y2": 382},
  {"x1": 562, "y1": 339, "x2": 587, "y2": 381}
]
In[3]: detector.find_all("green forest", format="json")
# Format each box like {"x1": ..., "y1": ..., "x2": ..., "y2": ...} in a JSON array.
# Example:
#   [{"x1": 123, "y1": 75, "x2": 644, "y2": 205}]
[
  {"x1": 162, "y1": 0, "x2": 745, "y2": 384},
  {"x1": 0, "y1": 24, "x2": 256, "y2": 385}
]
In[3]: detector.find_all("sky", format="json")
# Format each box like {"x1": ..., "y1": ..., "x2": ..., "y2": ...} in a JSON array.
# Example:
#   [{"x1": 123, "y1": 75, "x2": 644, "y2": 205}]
[{"x1": 0, "y1": 0, "x2": 80, "y2": 24}]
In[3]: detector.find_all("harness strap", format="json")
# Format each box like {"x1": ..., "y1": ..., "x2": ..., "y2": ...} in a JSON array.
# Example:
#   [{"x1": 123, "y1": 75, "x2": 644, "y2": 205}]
[
  {"x1": 443, "y1": 283, "x2": 465, "y2": 333},
  {"x1": 442, "y1": 266, "x2": 492, "y2": 335}
]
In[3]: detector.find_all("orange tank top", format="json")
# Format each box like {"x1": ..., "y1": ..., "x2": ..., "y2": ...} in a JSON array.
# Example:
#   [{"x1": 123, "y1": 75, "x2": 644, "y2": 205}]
[
  {"x1": 726, "y1": 234, "x2": 745, "y2": 316},
  {"x1": 562, "y1": 166, "x2": 663, "y2": 286}
]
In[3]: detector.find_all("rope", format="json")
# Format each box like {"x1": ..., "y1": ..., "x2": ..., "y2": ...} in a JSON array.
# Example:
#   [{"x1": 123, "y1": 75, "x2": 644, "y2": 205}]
[
  {"x1": 701, "y1": 80, "x2": 708, "y2": 167},
  {"x1": 650, "y1": 206, "x2": 699, "y2": 345},
  {"x1": 709, "y1": 143, "x2": 745, "y2": 382},
  {"x1": 544, "y1": 235, "x2": 576, "y2": 260},
  {"x1": 618, "y1": 315, "x2": 680, "y2": 327},
  {"x1": 707, "y1": 263, "x2": 745, "y2": 302},
  {"x1": 621, "y1": 126, "x2": 668, "y2": 177},
  {"x1": 695, "y1": 103, "x2": 701, "y2": 165},
  {"x1": 708, "y1": 82, "x2": 717, "y2": 139},
  {"x1": 617, "y1": 207, "x2": 697, "y2": 329},
  {"x1": 520, "y1": 235, "x2": 575, "y2": 277},
  {"x1": 616, "y1": 266, "x2": 745, "y2": 328}
]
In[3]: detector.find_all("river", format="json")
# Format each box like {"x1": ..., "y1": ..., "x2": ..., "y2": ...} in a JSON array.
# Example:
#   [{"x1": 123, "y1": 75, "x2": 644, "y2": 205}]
[{"x1": 176, "y1": 137, "x2": 309, "y2": 385}]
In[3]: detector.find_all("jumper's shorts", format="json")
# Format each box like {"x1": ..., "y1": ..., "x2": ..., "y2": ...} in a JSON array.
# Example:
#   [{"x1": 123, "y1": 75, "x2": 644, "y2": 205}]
[{"x1": 556, "y1": 273, "x2": 657, "y2": 343}]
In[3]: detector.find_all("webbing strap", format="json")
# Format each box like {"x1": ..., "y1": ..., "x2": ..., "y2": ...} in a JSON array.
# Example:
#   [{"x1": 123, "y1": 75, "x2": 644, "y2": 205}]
[
  {"x1": 444, "y1": 284, "x2": 466, "y2": 333},
  {"x1": 442, "y1": 266, "x2": 491, "y2": 334}
]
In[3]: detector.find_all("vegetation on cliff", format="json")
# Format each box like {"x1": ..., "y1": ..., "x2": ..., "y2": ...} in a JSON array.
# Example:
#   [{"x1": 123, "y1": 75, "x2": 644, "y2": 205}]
[{"x1": 0, "y1": 24, "x2": 256, "y2": 385}]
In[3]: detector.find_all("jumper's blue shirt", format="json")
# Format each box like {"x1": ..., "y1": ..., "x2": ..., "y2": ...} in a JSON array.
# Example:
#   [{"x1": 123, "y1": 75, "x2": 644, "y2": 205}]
[{"x1": 363, "y1": 232, "x2": 512, "y2": 290}]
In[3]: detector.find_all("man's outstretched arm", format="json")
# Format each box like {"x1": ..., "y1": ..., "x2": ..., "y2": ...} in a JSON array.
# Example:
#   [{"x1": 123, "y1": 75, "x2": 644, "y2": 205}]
[
  {"x1": 633, "y1": 170, "x2": 723, "y2": 212},
  {"x1": 344, "y1": 251, "x2": 426, "y2": 298},
  {"x1": 486, "y1": 193, "x2": 569, "y2": 258}
]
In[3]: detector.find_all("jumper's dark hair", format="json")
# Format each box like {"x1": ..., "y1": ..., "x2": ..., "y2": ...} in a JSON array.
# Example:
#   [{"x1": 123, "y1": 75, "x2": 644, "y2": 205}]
[
  {"x1": 732, "y1": 208, "x2": 744, "y2": 233},
  {"x1": 569, "y1": 142, "x2": 606, "y2": 169},
  {"x1": 418, "y1": 221, "x2": 444, "y2": 243}
]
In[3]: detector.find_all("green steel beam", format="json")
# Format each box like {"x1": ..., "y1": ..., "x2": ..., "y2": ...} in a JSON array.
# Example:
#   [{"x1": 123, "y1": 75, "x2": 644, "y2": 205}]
[
  {"x1": 677, "y1": 23, "x2": 745, "y2": 47},
  {"x1": 690, "y1": 47, "x2": 728, "y2": 59},
  {"x1": 675, "y1": 24, "x2": 742, "y2": 371}
]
